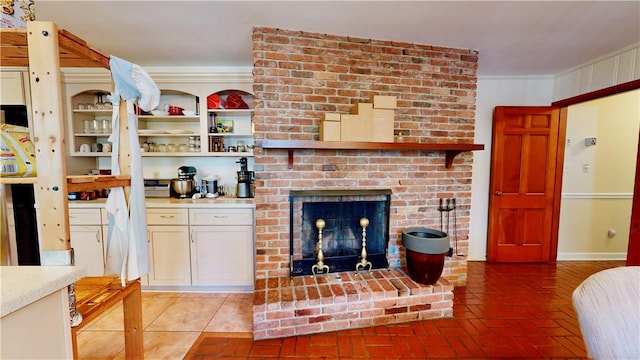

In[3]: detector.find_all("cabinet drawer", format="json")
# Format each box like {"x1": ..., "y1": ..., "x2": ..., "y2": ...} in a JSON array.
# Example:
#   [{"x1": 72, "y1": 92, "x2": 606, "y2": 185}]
[
  {"x1": 189, "y1": 208, "x2": 253, "y2": 226},
  {"x1": 68, "y1": 208, "x2": 102, "y2": 225},
  {"x1": 146, "y1": 208, "x2": 189, "y2": 225}
]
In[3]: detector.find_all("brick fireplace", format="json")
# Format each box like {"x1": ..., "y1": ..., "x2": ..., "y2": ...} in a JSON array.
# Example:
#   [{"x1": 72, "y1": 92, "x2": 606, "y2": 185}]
[
  {"x1": 251, "y1": 27, "x2": 478, "y2": 339},
  {"x1": 290, "y1": 189, "x2": 391, "y2": 275}
]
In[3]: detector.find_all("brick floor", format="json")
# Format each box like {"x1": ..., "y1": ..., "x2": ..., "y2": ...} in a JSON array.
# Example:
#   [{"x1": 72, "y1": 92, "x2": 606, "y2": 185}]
[{"x1": 186, "y1": 260, "x2": 625, "y2": 359}]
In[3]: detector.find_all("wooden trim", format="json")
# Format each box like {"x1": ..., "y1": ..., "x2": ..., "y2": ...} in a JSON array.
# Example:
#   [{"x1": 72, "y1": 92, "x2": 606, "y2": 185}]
[
  {"x1": 550, "y1": 107, "x2": 568, "y2": 262},
  {"x1": 552, "y1": 79, "x2": 640, "y2": 107},
  {"x1": 628, "y1": 131, "x2": 640, "y2": 265},
  {"x1": 0, "y1": 23, "x2": 110, "y2": 68},
  {"x1": 552, "y1": 81, "x2": 640, "y2": 265}
]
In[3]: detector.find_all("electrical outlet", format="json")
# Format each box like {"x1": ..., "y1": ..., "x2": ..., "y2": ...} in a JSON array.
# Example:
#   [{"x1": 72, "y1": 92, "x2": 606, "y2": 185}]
[
  {"x1": 152, "y1": 171, "x2": 160, "y2": 179},
  {"x1": 583, "y1": 164, "x2": 590, "y2": 173}
]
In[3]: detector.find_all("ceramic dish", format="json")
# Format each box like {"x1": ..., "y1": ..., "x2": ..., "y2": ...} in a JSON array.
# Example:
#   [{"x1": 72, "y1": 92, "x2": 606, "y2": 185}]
[{"x1": 150, "y1": 110, "x2": 168, "y2": 116}]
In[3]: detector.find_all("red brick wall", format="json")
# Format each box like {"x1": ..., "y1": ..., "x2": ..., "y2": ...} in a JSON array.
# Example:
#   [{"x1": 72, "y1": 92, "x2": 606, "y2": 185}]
[{"x1": 252, "y1": 27, "x2": 478, "y2": 286}]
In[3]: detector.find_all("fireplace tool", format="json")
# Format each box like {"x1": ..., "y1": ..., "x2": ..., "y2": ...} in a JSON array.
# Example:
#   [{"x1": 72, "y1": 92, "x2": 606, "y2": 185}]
[
  {"x1": 312, "y1": 219, "x2": 330, "y2": 275},
  {"x1": 356, "y1": 217, "x2": 372, "y2": 272},
  {"x1": 438, "y1": 198, "x2": 463, "y2": 256}
]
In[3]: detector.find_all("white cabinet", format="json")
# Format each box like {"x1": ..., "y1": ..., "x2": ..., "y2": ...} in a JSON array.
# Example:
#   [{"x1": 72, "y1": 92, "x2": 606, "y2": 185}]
[
  {"x1": 66, "y1": 87, "x2": 255, "y2": 158},
  {"x1": 207, "y1": 90, "x2": 254, "y2": 155},
  {"x1": 68, "y1": 89, "x2": 114, "y2": 157},
  {"x1": 69, "y1": 208, "x2": 105, "y2": 276},
  {"x1": 189, "y1": 208, "x2": 254, "y2": 287},
  {"x1": 147, "y1": 225, "x2": 191, "y2": 286},
  {"x1": 68, "y1": 203, "x2": 255, "y2": 290},
  {"x1": 190, "y1": 225, "x2": 254, "y2": 287},
  {"x1": 138, "y1": 89, "x2": 202, "y2": 156},
  {"x1": 146, "y1": 208, "x2": 191, "y2": 286},
  {"x1": 0, "y1": 71, "x2": 25, "y2": 105}
]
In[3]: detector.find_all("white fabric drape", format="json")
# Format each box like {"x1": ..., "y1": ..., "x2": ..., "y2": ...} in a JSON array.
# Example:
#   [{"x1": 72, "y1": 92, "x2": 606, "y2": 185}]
[{"x1": 103, "y1": 56, "x2": 159, "y2": 285}]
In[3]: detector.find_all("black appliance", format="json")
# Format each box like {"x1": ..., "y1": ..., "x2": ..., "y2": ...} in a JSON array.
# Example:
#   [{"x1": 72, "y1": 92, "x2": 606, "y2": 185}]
[
  {"x1": 1, "y1": 105, "x2": 40, "y2": 265},
  {"x1": 236, "y1": 158, "x2": 253, "y2": 198}
]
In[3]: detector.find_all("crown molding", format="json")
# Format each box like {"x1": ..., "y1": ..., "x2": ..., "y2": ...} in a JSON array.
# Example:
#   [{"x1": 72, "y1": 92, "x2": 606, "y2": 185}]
[{"x1": 60, "y1": 67, "x2": 253, "y2": 84}]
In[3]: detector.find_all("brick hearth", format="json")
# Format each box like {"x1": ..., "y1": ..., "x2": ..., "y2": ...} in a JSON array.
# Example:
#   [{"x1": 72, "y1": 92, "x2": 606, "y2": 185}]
[{"x1": 252, "y1": 269, "x2": 453, "y2": 340}]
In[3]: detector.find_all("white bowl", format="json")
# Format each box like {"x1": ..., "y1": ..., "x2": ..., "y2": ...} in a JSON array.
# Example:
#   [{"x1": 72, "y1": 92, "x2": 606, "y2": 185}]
[
  {"x1": 182, "y1": 110, "x2": 197, "y2": 116},
  {"x1": 151, "y1": 109, "x2": 168, "y2": 116}
]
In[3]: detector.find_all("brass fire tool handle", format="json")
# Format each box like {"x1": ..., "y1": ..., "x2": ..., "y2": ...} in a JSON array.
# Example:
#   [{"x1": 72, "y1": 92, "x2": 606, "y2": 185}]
[
  {"x1": 356, "y1": 217, "x2": 372, "y2": 272},
  {"x1": 312, "y1": 219, "x2": 329, "y2": 275}
]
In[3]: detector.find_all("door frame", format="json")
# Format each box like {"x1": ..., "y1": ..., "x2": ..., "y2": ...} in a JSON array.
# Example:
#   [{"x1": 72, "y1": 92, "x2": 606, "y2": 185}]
[{"x1": 551, "y1": 79, "x2": 640, "y2": 264}]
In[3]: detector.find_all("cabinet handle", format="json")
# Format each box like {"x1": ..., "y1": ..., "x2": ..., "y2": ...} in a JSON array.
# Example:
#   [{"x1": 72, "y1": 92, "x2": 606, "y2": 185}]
[
  {"x1": 96, "y1": 233, "x2": 100, "y2": 243},
  {"x1": 147, "y1": 230, "x2": 151, "y2": 243},
  {"x1": 213, "y1": 215, "x2": 228, "y2": 219},
  {"x1": 160, "y1": 215, "x2": 175, "y2": 219},
  {"x1": 190, "y1": 232, "x2": 194, "y2": 243}
]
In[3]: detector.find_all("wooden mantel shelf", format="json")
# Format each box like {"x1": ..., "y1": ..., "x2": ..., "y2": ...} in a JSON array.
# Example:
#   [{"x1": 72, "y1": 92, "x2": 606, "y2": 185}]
[{"x1": 260, "y1": 139, "x2": 484, "y2": 169}]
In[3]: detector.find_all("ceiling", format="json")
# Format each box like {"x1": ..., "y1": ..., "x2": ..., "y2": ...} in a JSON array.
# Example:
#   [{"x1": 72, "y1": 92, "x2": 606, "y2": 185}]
[{"x1": 36, "y1": 1, "x2": 640, "y2": 76}]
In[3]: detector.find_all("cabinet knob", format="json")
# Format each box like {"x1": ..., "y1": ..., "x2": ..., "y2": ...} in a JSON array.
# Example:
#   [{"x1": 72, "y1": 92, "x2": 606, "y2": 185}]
[{"x1": 495, "y1": 191, "x2": 502, "y2": 196}]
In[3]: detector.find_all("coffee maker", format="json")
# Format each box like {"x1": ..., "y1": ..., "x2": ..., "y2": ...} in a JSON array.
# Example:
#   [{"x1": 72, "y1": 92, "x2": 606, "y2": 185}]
[
  {"x1": 236, "y1": 157, "x2": 253, "y2": 198},
  {"x1": 170, "y1": 166, "x2": 198, "y2": 198}
]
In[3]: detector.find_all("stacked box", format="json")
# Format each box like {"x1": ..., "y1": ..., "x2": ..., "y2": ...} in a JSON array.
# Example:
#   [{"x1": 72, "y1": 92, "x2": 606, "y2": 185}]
[
  {"x1": 319, "y1": 112, "x2": 341, "y2": 141},
  {"x1": 317, "y1": 96, "x2": 398, "y2": 143},
  {"x1": 340, "y1": 114, "x2": 367, "y2": 142},
  {"x1": 372, "y1": 109, "x2": 394, "y2": 142},
  {"x1": 372, "y1": 95, "x2": 397, "y2": 109}
]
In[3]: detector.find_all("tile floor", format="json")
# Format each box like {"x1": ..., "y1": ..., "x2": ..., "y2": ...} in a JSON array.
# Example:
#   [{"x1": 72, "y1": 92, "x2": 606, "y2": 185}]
[
  {"x1": 186, "y1": 260, "x2": 626, "y2": 359},
  {"x1": 76, "y1": 292, "x2": 253, "y2": 359}
]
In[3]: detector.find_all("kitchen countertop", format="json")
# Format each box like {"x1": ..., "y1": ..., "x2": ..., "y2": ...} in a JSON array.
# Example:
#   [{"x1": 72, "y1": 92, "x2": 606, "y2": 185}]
[
  {"x1": 68, "y1": 196, "x2": 255, "y2": 209},
  {"x1": 1, "y1": 266, "x2": 87, "y2": 317}
]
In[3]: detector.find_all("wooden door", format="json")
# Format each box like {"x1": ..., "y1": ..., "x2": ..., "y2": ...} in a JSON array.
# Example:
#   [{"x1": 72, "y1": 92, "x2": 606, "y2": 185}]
[{"x1": 487, "y1": 106, "x2": 561, "y2": 262}]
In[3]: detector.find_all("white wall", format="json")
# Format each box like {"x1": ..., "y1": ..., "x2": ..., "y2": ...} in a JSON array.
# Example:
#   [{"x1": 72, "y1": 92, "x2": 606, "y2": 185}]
[
  {"x1": 470, "y1": 43, "x2": 640, "y2": 261},
  {"x1": 469, "y1": 76, "x2": 554, "y2": 260},
  {"x1": 554, "y1": 44, "x2": 640, "y2": 101},
  {"x1": 557, "y1": 90, "x2": 640, "y2": 259}
]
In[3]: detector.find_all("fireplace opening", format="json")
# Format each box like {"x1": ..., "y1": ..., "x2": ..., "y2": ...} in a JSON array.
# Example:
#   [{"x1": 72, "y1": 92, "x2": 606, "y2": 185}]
[{"x1": 289, "y1": 189, "x2": 391, "y2": 276}]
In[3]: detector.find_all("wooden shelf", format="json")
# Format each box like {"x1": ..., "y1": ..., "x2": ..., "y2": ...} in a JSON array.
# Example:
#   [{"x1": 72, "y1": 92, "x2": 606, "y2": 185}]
[
  {"x1": 0, "y1": 177, "x2": 38, "y2": 184},
  {"x1": 67, "y1": 175, "x2": 131, "y2": 192},
  {"x1": 260, "y1": 139, "x2": 484, "y2": 169}
]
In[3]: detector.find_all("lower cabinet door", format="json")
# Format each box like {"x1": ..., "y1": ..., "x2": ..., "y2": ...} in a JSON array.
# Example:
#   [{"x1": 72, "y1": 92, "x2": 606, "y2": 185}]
[
  {"x1": 190, "y1": 225, "x2": 254, "y2": 286},
  {"x1": 148, "y1": 225, "x2": 191, "y2": 286},
  {"x1": 70, "y1": 225, "x2": 104, "y2": 276}
]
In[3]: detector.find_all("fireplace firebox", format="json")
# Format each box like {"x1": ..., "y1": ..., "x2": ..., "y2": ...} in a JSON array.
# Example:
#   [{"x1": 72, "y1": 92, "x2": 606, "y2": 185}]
[{"x1": 289, "y1": 189, "x2": 392, "y2": 276}]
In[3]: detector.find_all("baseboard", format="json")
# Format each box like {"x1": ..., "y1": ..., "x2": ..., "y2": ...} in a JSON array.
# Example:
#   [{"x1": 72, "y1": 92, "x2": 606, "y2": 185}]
[{"x1": 556, "y1": 252, "x2": 627, "y2": 261}]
